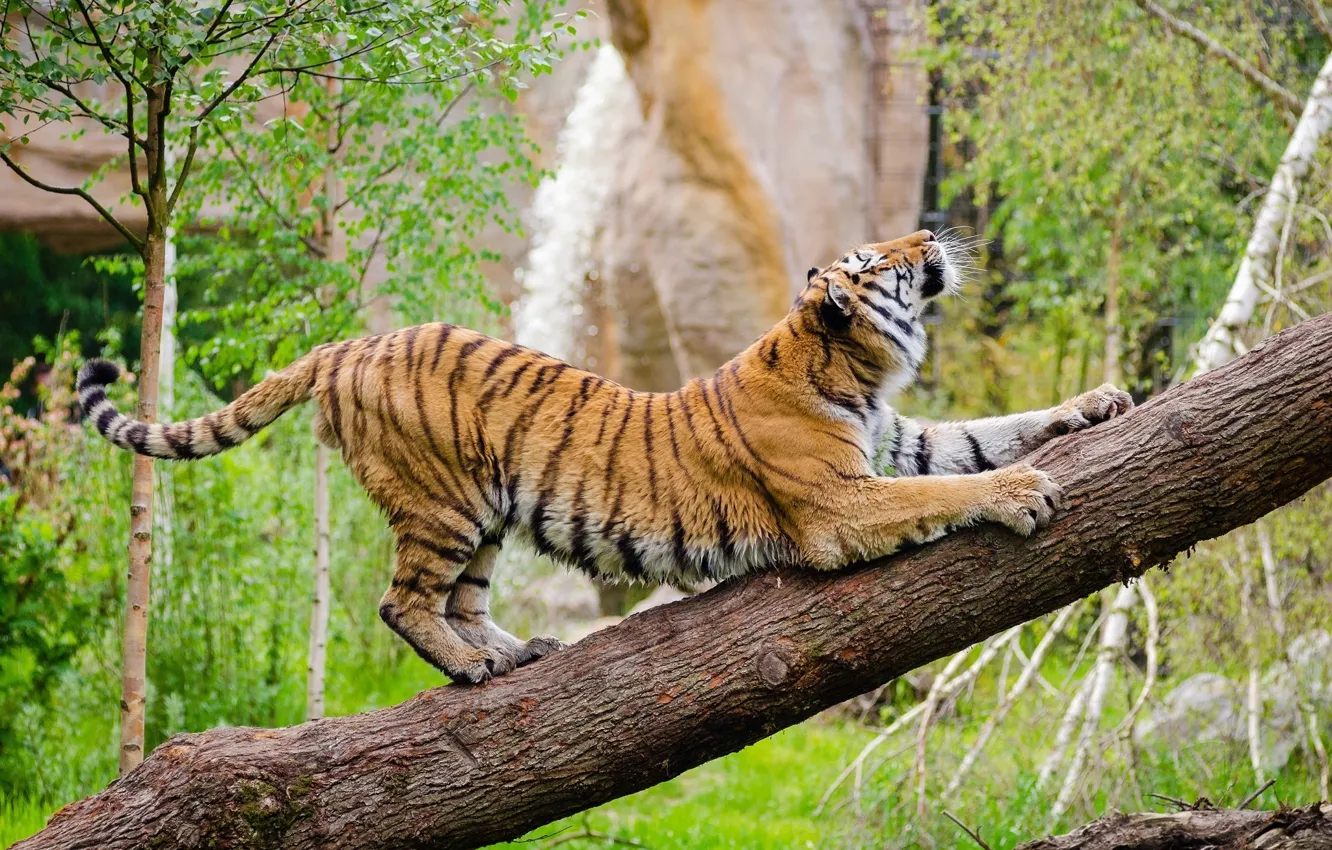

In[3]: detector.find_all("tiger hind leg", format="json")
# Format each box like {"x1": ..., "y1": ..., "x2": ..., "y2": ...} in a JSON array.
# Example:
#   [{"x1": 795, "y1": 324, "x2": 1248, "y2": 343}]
[
  {"x1": 446, "y1": 542, "x2": 565, "y2": 670},
  {"x1": 379, "y1": 528, "x2": 506, "y2": 685}
]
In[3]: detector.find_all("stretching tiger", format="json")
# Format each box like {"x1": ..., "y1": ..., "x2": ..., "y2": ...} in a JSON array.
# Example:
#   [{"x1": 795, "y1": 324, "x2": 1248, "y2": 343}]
[{"x1": 77, "y1": 230, "x2": 1131, "y2": 684}]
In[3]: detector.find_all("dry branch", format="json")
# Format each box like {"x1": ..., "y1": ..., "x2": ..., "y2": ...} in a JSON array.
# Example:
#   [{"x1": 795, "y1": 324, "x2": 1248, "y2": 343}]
[
  {"x1": 1016, "y1": 802, "x2": 1332, "y2": 850},
  {"x1": 17, "y1": 314, "x2": 1332, "y2": 850}
]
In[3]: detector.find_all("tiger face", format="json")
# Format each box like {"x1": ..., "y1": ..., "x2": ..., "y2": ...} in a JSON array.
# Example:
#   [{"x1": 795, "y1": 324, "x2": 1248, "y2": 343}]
[
  {"x1": 801, "y1": 229, "x2": 960, "y2": 369},
  {"x1": 847, "y1": 229, "x2": 961, "y2": 302}
]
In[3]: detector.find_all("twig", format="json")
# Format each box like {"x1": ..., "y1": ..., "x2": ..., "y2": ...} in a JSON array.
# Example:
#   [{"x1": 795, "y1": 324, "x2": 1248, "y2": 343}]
[
  {"x1": 914, "y1": 627, "x2": 1022, "y2": 817},
  {"x1": 1238, "y1": 778, "x2": 1276, "y2": 810},
  {"x1": 1133, "y1": 0, "x2": 1303, "y2": 118},
  {"x1": 1037, "y1": 670, "x2": 1094, "y2": 791},
  {"x1": 944, "y1": 604, "x2": 1082, "y2": 799},
  {"x1": 1049, "y1": 585, "x2": 1138, "y2": 827},
  {"x1": 912, "y1": 647, "x2": 974, "y2": 819},
  {"x1": 1148, "y1": 792, "x2": 1196, "y2": 811},
  {"x1": 1259, "y1": 523, "x2": 1332, "y2": 799},
  {"x1": 1117, "y1": 577, "x2": 1159, "y2": 739},
  {"x1": 942, "y1": 810, "x2": 994, "y2": 850},
  {"x1": 535, "y1": 815, "x2": 650, "y2": 849},
  {"x1": 1301, "y1": 0, "x2": 1332, "y2": 45}
]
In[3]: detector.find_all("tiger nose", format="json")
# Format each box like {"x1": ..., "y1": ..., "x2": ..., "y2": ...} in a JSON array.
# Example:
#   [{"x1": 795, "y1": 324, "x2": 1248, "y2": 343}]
[{"x1": 920, "y1": 230, "x2": 937, "y2": 242}]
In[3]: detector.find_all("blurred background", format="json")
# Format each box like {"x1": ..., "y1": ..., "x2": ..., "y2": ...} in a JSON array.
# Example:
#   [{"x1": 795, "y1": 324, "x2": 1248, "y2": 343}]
[{"x1": 2, "y1": 0, "x2": 1331, "y2": 846}]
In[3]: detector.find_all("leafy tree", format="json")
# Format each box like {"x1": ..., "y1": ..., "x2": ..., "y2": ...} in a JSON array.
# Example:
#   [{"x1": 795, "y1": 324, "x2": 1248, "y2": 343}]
[{"x1": 0, "y1": 0, "x2": 565, "y2": 771}]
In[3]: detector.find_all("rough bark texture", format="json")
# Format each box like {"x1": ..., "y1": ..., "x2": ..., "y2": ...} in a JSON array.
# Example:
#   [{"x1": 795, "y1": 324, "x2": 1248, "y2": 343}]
[
  {"x1": 1016, "y1": 803, "x2": 1332, "y2": 849},
  {"x1": 20, "y1": 314, "x2": 1332, "y2": 850}
]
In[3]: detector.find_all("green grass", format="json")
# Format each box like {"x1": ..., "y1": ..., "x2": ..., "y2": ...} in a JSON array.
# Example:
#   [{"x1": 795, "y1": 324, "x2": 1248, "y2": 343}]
[{"x1": 0, "y1": 795, "x2": 50, "y2": 850}]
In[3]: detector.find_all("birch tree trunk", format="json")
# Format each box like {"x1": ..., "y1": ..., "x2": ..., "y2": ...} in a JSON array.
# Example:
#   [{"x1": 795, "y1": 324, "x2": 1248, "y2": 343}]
[
  {"x1": 1192, "y1": 51, "x2": 1332, "y2": 373},
  {"x1": 153, "y1": 191, "x2": 176, "y2": 577},
  {"x1": 307, "y1": 444, "x2": 332, "y2": 720},
  {"x1": 1103, "y1": 209, "x2": 1124, "y2": 386},
  {"x1": 307, "y1": 71, "x2": 342, "y2": 721}
]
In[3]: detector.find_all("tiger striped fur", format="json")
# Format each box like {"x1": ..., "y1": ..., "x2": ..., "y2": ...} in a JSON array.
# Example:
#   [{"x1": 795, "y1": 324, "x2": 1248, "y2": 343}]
[{"x1": 77, "y1": 230, "x2": 1131, "y2": 684}]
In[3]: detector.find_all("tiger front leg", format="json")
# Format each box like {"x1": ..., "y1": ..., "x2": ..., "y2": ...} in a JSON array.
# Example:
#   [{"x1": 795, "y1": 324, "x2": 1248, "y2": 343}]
[
  {"x1": 801, "y1": 465, "x2": 1066, "y2": 567},
  {"x1": 446, "y1": 544, "x2": 566, "y2": 671}
]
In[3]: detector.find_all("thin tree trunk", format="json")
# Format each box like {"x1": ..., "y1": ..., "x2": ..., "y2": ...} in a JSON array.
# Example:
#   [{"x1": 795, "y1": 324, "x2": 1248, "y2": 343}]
[
  {"x1": 1192, "y1": 51, "x2": 1332, "y2": 373},
  {"x1": 307, "y1": 70, "x2": 342, "y2": 720},
  {"x1": 307, "y1": 444, "x2": 332, "y2": 720},
  {"x1": 1236, "y1": 548, "x2": 1266, "y2": 783},
  {"x1": 154, "y1": 196, "x2": 176, "y2": 577},
  {"x1": 121, "y1": 239, "x2": 165, "y2": 775},
  {"x1": 20, "y1": 313, "x2": 1332, "y2": 850},
  {"x1": 1103, "y1": 210, "x2": 1124, "y2": 387},
  {"x1": 119, "y1": 67, "x2": 169, "y2": 776}
]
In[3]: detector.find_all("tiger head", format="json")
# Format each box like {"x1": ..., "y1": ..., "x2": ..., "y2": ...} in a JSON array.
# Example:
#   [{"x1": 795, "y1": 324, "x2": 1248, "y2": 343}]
[{"x1": 800, "y1": 229, "x2": 964, "y2": 359}]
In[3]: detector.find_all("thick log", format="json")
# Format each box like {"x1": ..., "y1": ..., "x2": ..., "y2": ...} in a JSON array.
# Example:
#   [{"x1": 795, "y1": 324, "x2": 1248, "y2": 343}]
[
  {"x1": 1016, "y1": 803, "x2": 1332, "y2": 849},
  {"x1": 19, "y1": 314, "x2": 1332, "y2": 850}
]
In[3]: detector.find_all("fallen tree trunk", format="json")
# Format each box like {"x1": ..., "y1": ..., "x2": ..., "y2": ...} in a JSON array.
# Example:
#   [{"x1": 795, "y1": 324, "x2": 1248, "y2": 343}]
[
  {"x1": 1016, "y1": 803, "x2": 1332, "y2": 849},
  {"x1": 21, "y1": 314, "x2": 1332, "y2": 850}
]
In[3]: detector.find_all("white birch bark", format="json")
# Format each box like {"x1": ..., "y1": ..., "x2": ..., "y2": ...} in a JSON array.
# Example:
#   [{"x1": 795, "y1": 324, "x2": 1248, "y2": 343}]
[
  {"x1": 1257, "y1": 522, "x2": 1331, "y2": 797},
  {"x1": 944, "y1": 604, "x2": 1080, "y2": 799},
  {"x1": 1048, "y1": 584, "x2": 1137, "y2": 825},
  {"x1": 154, "y1": 154, "x2": 177, "y2": 575},
  {"x1": 1192, "y1": 52, "x2": 1332, "y2": 374},
  {"x1": 307, "y1": 443, "x2": 333, "y2": 720},
  {"x1": 307, "y1": 71, "x2": 342, "y2": 721}
]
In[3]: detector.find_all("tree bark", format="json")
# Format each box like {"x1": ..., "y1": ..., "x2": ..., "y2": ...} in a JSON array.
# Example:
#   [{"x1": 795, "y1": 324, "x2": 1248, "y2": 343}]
[
  {"x1": 1016, "y1": 803, "x2": 1332, "y2": 850},
  {"x1": 20, "y1": 314, "x2": 1332, "y2": 850}
]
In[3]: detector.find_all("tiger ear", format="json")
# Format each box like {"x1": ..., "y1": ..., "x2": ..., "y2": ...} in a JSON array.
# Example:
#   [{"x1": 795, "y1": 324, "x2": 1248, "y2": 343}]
[
  {"x1": 821, "y1": 281, "x2": 854, "y2": 329},
  {"x1": 807, "y1": 267, "x2": 820, "y2": 282},
  {"x1": 826, "y1": 281, "x2": 852, "y2": 313}
]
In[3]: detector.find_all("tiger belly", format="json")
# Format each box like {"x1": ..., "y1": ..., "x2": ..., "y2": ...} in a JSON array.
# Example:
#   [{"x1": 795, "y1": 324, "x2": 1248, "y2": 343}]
[{"x1": 506, "y1": 491, "x2": 782, "y2": 585}]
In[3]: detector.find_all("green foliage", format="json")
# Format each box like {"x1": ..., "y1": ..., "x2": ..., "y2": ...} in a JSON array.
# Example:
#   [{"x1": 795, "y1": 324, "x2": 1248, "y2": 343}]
[
  {"x1": 0, "y1": 235, "x2": 140, "y2": 381},
  {"x1": 174, "y1": 1, "x2": 577, "y2": 384},
  {"x1": 926, "y1": 0, "x2": 1326, "y2": 392}
]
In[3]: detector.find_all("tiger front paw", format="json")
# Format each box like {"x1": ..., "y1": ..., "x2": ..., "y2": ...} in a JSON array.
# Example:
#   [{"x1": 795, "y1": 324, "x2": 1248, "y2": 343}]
[
  {"x1": 516, "y1": 635, "x2": 566, "y2": 667},
  {"x1": 978, "y1": 465, "x2": 1065, "y2": 536},
  {"x1": 1051, "y1": 384, "x2": 1134, "y2": 435}
]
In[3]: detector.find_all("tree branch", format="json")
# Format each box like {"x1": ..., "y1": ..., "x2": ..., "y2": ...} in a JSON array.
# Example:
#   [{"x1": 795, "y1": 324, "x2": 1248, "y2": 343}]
[
  {"x1": 15, "y1": 314, "x2": 1332, "y2": 850},
  {"x1": 1134, "y1": 0, "x2": 1305, "y2": 117},
  {"x1": 1302, "y1": 0, "x2": 1332, "y2": 46},
  {"x1": 167, "y1": 122, "x2": 200, "y2": 213},
  {"x1": 0, "y1": 150, "x2": 144, "y2": 251}
]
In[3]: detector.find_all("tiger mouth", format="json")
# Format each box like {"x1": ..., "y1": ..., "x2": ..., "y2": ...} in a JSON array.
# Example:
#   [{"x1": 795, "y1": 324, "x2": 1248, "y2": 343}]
[{"x1": 920, "y1": 243, "x2": 959, "y2": 299}]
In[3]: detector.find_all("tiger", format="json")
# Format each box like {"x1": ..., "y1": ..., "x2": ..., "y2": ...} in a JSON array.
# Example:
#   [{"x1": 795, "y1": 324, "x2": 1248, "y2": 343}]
[{"x1": 76, "y1": 229, "x2": 1132, "y2": 685}]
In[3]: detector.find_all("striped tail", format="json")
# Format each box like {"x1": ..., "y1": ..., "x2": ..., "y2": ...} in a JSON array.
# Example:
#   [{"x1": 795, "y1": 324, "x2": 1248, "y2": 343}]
[{"x1": 77, "y1": 355, "x2": 318, "y2": 460}]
